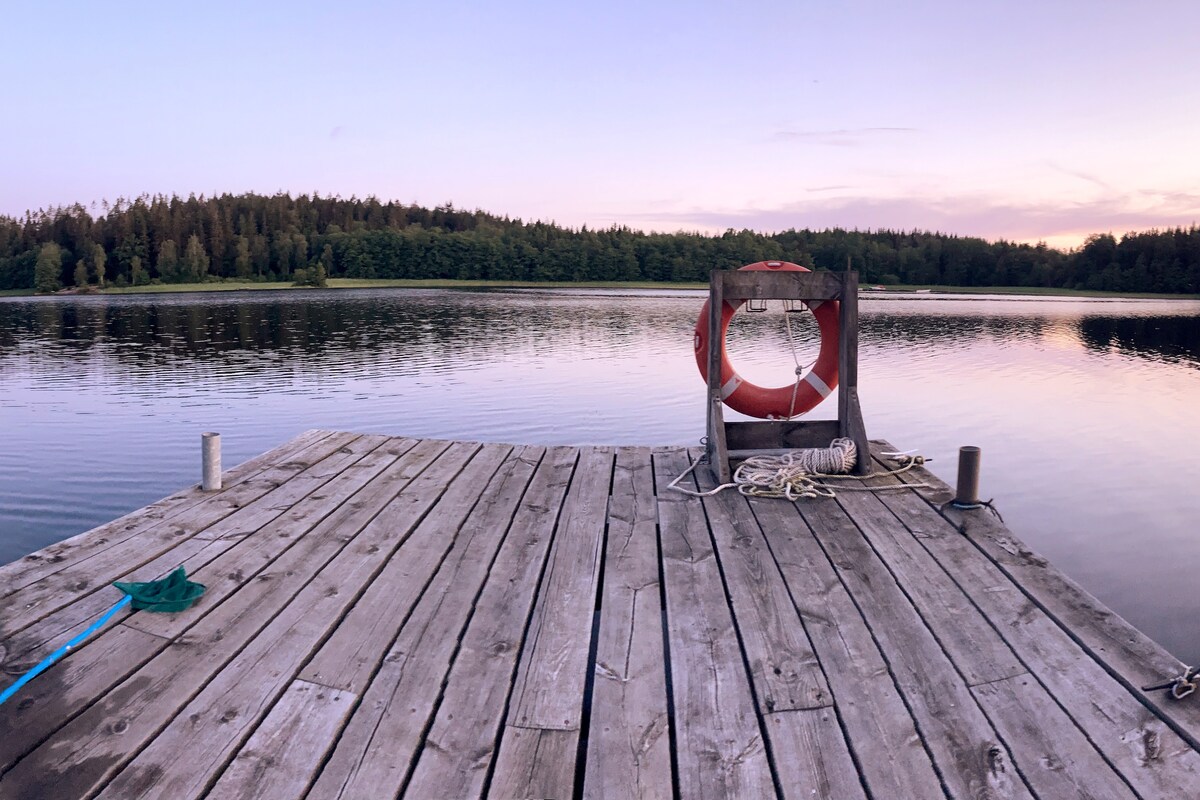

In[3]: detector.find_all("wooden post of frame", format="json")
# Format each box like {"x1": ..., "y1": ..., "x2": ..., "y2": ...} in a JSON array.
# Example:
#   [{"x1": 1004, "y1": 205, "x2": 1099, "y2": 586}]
[{"x1": 705, "y1": 267, "x2": 870, "y2": 483}]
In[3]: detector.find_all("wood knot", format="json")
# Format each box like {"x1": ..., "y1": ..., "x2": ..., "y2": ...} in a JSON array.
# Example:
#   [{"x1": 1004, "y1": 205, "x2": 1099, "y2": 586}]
[
  {"x1": 109, "y1": 719, "x2": 130, "y2": 735},
  {"x1": 986, "y1": 745, "x2": 1007, "y2": 775}
]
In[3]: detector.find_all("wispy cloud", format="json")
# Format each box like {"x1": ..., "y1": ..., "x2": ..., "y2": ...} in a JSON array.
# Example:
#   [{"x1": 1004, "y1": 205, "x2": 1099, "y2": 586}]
[
  {"x1": 773, "y1": 127, "x2": 918, "y2": 147},
  {"x1": 626, "y1": 191, "x2": 1200, "y2": 246},
  {"x1": 1045, "y1": 162, "x2": 1111, "y2": 191}
]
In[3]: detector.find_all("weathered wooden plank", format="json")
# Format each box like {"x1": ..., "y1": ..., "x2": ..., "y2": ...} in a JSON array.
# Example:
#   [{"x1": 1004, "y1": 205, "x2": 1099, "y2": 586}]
[
  {"x1": 795, "y1": 494, "x2": 1034, "y2": 800},
  {"x1": 748, "y1": 497, "x2": 945, "y2": 798},
  {"x1": 693, "y1": 461, "x2": 831, "y2": 712},
  {"x1": 396, "y1": 448, "x2": 577, "y2": 800},
  {"x1": 971, "y1": 674, "x2": 1138, "y2": 800},
  {"x1": 0, "y1": 435, "x2": 407, "y2": 761},
  {"x1": 765, "y1": 708, "x2": 868, "y2": 800},
  {"x1": 92, "y1": 442, "x2": 503, "y2": 800},
  {"x1": 829, "y1": 483, "x2": 1026, "y2": 687},
  {"x1": 651, "y1": 449, "x2": 775, "y2": 800},
  {"x1": 0, "y1": 430, "x2": 362, "y2": 639},
  {"x1": 487, "y1": 727, "x2": 577, "y2": 800},
  {"x1": 867, "y1": 445, "x2": 1200, "y2": 796},
  {"x1": 879, "y1": 443, "x2": 1200, "y2": 748},
  {"x1": 0, "y1": 429, "x2": 335, "y2": 595},
  {"x1": 0, "y1": 624, "x2": 168, "y2": 774},
  {"x1": 0, "y1": 439, "x2": 470, "y2": 800},
  {"x1": 487, "y1": 447, "x2": 613, "y2": 798},
  {"x1": 125, "y1": 435, "x2": 410, "y2": 640},
  {"x1": 502, "y1": 447, "x2": 612, "y2": 730},
  {"x1": 302, "y1": 444, "x2": 539, "y2": 691},
  {"x1": 204, "y1": 679, "x2": 356, "y2": 800},
  {"x1": 582, "y1": 448, "x2": 672, "y2": 800},
  {"x1": 191, "y1": 433, "x2": 394, "y2": 541},
  {"x1": 288, "y1": 446, "x2": 541, "y2": 800},
  {"x1": 717, "y1": 268, "x2": 845, "y2": 301}
]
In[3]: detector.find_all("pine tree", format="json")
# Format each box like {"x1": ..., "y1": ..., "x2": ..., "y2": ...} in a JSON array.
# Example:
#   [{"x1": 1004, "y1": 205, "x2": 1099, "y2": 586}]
[
  {"x1": 183, "y1": 234, "x2": 209, "y2": 282},
  {"x1": 157, "y1": 239, "x2": 180, "y2": 282},
  {"x1": 235, "y1": 235, "x2": 252, "y2": 278},
  {"x1": 130, "y1": 255, "x2": 146, "y2": 286},
  {"x1": 92, "y1": 243, "x2": 107, "y2": 287},
  {"x1": 74, "y1": 259, "x2": 89, "y2": 288},
  {"x1": 34, "y1": 243, "x2": 62, "y2": 293}
]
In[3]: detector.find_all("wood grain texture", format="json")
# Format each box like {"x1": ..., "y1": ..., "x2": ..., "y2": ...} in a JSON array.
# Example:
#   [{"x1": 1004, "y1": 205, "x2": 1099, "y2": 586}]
[
  {"x1": 486, "y1": 727, "x2": 577, "y2": 800},
  {"x1": 693, "y1": 462, "x2": 831, "y2": 712},
  {"x1": 971, "y1": 674, "x2": 1137, "y2": 800},
  {"x1": 291, "y1": 446, "x2": 539, "y2": 800},
  {"x1": 0, "y1": 440, "x2": 473, "y2": 800},
  {"x1": 360, "y1": 447, "x2": 577, "y2": 800},
  {"x1": 829, "y1": 483, "x2": 1026, "y2": 687},
  {"x1": 92, "y1": 442, "x2": 489, "y2": 800},
  {"x1": 488, "y1": 447, "x2": 613, "y2": 800},
  {"x1": 301, "y1": 445, "x2": 535, "y2": 692},
  {"x1": 503, "y1": 447, "x2": 613, "y2": 731},
  {"x1": 749, "y1": 497, "x2": 945, "y2": 798},
  {"x1": 582, "y1": 448, "x2": 672, "y2": 800},
  {"x1": 4, "y1": 436, "x2": 1199, "y2": 799},
  {"x1": 717, "y1": 268, "x2": 845, "y2": 301},
  {"x1": 204, "y1": 680, "x2": 356, "y2": 800},
  {"x1": 653, "y1": 449, "x2": 775, "y2": 800},
  {"x1": 123, "y1": 434, "x2": 406, "y2": 639},
  {"x1": 796, "y1": 494, "x2": 1035, "y2": 800},
  {"x1": 765, "y1": 708, "x2": 868, "y2": 800},
  {"x1": 869, "y1": 444, "x2": 1200, "y2": 796}
]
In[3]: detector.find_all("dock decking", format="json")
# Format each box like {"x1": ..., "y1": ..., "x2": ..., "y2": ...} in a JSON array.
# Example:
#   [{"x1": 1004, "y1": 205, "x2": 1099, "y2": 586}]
[{"x1": 1, "y1": 430, "x2": 1199, "y2": 799}]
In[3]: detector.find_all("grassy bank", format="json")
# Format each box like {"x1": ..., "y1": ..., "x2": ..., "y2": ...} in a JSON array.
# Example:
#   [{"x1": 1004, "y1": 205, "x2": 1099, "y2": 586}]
[
  {"x1": 93, "y1": 278, "x2": 709, "y2": 294},
  {"x1": 876, "y1": 284, "x2": 1200, "y2": 299},
  {"x1": 1, "y1": 278, "x2": 1196, "y2": 300}
]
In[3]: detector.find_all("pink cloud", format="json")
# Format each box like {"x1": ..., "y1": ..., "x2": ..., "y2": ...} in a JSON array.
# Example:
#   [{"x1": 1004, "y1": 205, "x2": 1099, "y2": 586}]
[{"x1": 628, "y1": 192, "x2": 1200, "y2": 246}]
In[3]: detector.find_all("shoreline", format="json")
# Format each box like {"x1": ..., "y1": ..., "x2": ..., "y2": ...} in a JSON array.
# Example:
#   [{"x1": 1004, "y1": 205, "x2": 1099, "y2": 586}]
[{"x1": 3, "y1": 278, "x2": 1198, "y2": 301}]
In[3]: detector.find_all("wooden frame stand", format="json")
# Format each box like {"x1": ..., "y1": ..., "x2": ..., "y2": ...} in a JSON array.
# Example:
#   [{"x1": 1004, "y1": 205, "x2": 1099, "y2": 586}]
[{"x1": 705, "y1": 268, "x2": 870, "y2": 481}]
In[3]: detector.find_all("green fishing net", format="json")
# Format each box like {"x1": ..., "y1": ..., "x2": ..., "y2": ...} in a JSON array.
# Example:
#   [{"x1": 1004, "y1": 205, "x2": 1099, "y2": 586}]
[{"x1": 113, "y1": 566, "x2": 206, "y2": 612}]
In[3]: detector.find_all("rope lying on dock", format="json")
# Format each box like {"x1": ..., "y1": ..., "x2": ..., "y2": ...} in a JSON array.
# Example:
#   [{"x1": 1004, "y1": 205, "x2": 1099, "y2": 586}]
[{"x1": 668, "y1": 438, "x2": 934, "y2": 500}]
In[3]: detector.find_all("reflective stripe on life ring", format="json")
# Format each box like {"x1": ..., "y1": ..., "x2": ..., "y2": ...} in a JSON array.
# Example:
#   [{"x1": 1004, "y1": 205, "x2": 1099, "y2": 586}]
[{"x1": 693, "y1": 260, "x2": 840, "y2": 420}]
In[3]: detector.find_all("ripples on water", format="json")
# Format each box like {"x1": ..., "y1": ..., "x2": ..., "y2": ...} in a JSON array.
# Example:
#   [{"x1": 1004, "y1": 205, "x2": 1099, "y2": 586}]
[{"x1": 2, "y1": 288, "x2": 1200, "y2": 661}]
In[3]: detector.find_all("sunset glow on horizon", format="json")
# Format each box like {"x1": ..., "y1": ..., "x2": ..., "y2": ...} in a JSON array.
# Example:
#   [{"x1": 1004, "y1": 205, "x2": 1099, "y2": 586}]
[{"x1": 4, "y1": 0, "x2": 1198, "y2": 250}]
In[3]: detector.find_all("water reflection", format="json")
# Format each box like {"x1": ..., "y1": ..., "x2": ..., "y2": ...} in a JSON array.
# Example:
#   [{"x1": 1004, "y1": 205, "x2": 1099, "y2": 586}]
[
  {"x1": 1078, "y1": 315, "x2": 1200, "y2": 365},
  {"x1": 3, "y1": 289, "x2": 1200, "y2": 664}
]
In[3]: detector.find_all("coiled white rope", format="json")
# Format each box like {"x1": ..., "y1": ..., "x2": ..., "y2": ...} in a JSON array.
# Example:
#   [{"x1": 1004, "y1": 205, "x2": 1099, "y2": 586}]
[{"x1": 668, "y1": 438, "x2": 933, "y2": 500}]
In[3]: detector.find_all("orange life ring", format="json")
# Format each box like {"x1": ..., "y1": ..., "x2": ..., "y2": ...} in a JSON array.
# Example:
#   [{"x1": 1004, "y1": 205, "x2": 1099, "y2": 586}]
[{"x1": 693, "y1": 260, "x2": 840, "y2": 420}]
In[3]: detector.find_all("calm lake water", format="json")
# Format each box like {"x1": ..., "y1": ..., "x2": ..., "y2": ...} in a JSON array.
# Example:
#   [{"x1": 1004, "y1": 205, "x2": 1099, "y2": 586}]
[{"x1": 3, "y1": 288, "x2": 1200, "y2": 662}]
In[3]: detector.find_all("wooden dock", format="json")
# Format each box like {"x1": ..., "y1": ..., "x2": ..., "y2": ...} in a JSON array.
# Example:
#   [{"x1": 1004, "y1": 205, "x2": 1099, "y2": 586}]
[{"x1": 2, "y1": 430, "x2": 1200, "y2": 799}]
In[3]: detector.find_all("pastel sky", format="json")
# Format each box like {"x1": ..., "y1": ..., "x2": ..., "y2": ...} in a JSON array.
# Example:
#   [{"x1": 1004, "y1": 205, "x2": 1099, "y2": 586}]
[{"x1": 4, "y1": 0, "x2": 1198, "y2": 249}]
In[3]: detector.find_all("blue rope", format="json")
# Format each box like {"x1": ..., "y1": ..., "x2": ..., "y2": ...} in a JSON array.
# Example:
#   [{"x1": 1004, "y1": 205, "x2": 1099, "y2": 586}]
[{"x1": 0, "y1": 594, "x2": 132, "y2": 708}]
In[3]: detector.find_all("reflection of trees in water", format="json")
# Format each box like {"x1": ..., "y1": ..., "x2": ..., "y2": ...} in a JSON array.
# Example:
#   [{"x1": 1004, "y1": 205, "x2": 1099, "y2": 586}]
[
  {"x1": 861, "y1": 314, "x2": 1051, "y2": 348},
  {"x1": 0, "y1": 294, "x2": 701, "y2": 382},
  {"x1": 3, "y1": 294, "x2": 1199, "y2": 379},
  {"x1": 1077, "y1": 316, "x2": 1200, "y2": 366}
]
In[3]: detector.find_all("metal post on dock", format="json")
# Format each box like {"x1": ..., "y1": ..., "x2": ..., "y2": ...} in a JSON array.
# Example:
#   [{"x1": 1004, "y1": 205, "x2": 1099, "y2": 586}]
[
  {"x1": 954, "y1": 445, "x2": 981, "y2": 507},
  {"x1": 202, "y1": 432, "x2": 222, "y2": 491}
]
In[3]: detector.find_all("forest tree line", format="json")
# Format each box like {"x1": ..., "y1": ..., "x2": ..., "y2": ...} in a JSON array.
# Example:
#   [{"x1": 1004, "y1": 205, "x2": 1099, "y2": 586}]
[{"x1": 2, "y1": 192, "x2": 1198, "y2": 294}]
